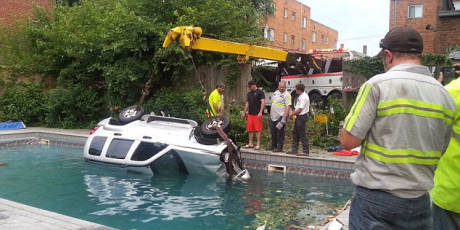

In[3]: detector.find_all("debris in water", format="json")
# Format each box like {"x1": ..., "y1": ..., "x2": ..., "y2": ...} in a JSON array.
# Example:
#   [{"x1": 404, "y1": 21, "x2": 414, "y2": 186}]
[{"x1": 0, "y1": 163, "x2": 7, "y2": 167}]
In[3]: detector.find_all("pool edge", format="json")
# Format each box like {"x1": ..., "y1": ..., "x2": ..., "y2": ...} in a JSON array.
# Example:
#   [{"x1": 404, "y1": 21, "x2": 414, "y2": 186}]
[{"x1": 0, "y1": 198, "x2": 116, "y2": 230}]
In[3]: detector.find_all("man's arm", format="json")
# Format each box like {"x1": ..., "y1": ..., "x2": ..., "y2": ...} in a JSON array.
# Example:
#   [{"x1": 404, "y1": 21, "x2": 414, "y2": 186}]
[
  {"x1": 242, "y1": 101, "x2": 249, "y2": 119},
  {"x1": 340, "y1": 83, "x2": 377, "y2": 149},
  {"x1": 283, "y1": 105, "x2": 291, "y2": 117},
  {"x1": 339, "y1": 128, "x2": 363, "y2": 150},
  {"x1": 212, "y1": 103, "x2": 220, "y2": 114},
  {"x1": 258, "y1": 99, "x2": 265, "y2": 117}
]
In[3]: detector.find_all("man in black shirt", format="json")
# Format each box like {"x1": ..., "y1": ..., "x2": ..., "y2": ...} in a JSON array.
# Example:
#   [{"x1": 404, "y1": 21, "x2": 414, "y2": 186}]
[{"x1": 241, "y1": 80, "x2": 265, "y2": 150}]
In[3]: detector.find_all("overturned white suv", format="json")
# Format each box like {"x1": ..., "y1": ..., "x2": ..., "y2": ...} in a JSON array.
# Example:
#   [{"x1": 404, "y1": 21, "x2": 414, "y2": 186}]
[{"x1": 83, "y1": 106, "x2": 249, "y2": 179}]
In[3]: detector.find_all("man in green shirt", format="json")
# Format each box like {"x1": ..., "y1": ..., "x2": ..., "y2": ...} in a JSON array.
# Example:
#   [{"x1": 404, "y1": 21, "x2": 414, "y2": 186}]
[
  {"x1": 431, "y1": 72, "x2": 460, "y2": 230},
  {"x1": 208, "y1": 84, "x2": 225, "y2": 116}
]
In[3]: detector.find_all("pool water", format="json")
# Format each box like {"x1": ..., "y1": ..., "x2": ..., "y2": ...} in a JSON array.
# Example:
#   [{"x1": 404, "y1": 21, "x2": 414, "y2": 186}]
[{"x1": 0, "y1": 145, "x2": 353, "y2": 230}]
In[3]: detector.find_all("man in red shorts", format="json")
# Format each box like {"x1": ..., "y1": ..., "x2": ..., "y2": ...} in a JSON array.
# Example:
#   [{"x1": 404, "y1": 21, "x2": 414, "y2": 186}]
[{"x1": 241, "y1": 80, "x2": 265, "y2": 150}]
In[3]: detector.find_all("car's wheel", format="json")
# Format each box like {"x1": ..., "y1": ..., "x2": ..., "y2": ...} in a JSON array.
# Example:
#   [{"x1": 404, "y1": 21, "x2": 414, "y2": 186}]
[
  {"x1": 193, "y1": 128, "x2": 218, "y2": 145},
  {"x1": 309, "y1": 92, "x2": 326, "y2": 110},
  {"x1": 200, "y1": 115, "x2": 231, "y2": 139},
  {"x1": 118, "y1": 105, "x2": 144, "y2": 123},
  {"x1": 328, "y1": 91, "x2": 342, "y2": 100}
]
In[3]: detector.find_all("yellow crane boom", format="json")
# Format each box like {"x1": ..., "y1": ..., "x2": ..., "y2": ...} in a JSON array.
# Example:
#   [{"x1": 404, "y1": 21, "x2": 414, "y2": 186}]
[{"x1": 162, "y1": 26, "x2": 288, "y2": 63}]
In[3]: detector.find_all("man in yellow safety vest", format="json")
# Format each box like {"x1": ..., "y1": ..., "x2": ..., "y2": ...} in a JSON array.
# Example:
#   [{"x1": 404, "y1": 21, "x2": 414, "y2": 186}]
[{"x1": 431, "y1": 66, "x2": 460, "y2": 230}]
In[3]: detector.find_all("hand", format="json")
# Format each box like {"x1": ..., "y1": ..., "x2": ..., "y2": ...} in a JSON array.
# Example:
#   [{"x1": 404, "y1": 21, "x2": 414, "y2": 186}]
[
  {"x1": 241, "y1": 112, "x2": 246, "y2": 120},
  {"x1": 258, "y1": 112, "x2": 263, "y2": 118}
]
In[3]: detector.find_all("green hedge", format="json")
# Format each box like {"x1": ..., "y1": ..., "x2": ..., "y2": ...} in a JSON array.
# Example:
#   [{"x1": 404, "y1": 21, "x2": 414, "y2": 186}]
[
  {"x1": 45, "y1": 86, "x2": 106, "y2": 128},
  {"x1": 0, "y1": 83, "x2": 47, "y2": 125},
  {"x1": 143, "y1": 88, "x2": 207, "y2": 122},
  {"x1": 343, "y1": 53, "x2": 452, "y2": 80}
]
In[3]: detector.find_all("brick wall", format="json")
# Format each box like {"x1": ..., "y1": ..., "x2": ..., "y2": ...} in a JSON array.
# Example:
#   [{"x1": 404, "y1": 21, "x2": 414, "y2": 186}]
[
  {"x1": 309, "y1": 19, "x2": 338, "y2": 51},
  {"x1": 389, "y1": 0, "x2": 460, "y2": 54},
  {"x1": 261, "y1": 0, "x2": 337, "y2": 53},
  {"x1": 436, "y1": 16, "x2": 460, "y2": 53},
  {"x1": 0, "y1": 0, "x2": 52, "y2": 25}
]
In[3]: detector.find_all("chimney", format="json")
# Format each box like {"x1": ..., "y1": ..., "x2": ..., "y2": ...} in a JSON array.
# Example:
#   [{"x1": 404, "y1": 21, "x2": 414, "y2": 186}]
[
  {"x1": 363, "y1": 45, "x2": 368, "y2": 56},
  {"x1": 340, "y1": 43, "x2": 344, "y2": 49}
]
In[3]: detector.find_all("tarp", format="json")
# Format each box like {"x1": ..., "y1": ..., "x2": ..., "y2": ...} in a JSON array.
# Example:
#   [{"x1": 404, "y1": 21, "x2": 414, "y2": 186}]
[{"x1": 0, "y1": 121, "x2": 26, "y2": 130}]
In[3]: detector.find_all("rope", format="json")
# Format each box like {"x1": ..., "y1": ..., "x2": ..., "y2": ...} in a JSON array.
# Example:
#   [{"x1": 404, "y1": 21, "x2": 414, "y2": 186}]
[{"x1": 187, "y1": 50, "x2": 207, "y2": 101}]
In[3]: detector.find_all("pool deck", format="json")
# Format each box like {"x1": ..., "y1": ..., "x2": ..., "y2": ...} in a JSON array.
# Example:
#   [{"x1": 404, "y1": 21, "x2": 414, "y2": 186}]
[
  {"x1": 0, "y1": 127, "x2": 356, "y2": 230},
  {"x1": 0, "y1": 198, "x2": 115, "y2": 230}
]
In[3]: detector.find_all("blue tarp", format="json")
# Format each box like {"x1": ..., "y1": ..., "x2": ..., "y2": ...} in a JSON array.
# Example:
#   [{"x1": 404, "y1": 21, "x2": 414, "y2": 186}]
[{"x1": 0, "y1": 121, "x2": 26, "y2": 130}]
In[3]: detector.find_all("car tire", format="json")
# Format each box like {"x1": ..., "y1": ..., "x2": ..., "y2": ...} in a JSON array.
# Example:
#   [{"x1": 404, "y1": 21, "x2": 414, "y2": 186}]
[
  {"x1": 328, "y1": 91, "x2": 342, "y2": 100},
  {"x1": 200, "y1": 115, "x2": 231, "y2": 139},
  {"x1": 118, "y1": 105, "x2": 144, "y2": 123},
  {"x1": 194, "y1": 128, "x2": 218, "y2": 145},
  {"x1": 309, "y1": 92, "x2": 325, "y2": 110}
]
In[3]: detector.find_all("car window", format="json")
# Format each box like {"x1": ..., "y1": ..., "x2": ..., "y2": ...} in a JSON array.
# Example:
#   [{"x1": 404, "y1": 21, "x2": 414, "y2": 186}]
[
  {"x1": 131, "y1": 142, "x2": 168, "y2": 161},
  {"x1": 106, "y1": 139, "x2": 134, "y2": 159},
  {"x1": 89, "y1": 136, "x2": 107, "y2": 156}
]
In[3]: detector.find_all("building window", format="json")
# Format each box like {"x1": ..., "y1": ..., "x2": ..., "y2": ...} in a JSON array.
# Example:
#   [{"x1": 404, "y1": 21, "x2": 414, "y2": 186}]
[
  {"x1": 408, "y1": 5, "x2": 423, "y2": 18},
  {"x1": 291, "y1": 35, "x2": 295, "y2": 45},
  {"x1": 301, "y1": 39, "x2": 306, "y2": 50},
  {"x1": 302, "y1": 17, "x2": 307, "y2": 28},
  {"x1": 326, "y1": 37, "x2": 329, "y2": 45},
  {"x1": 263, "y1": 26, "x2": 274, "y2": 41},
  {"x1": 268, "y1": 29, "x2": 275, "y2": 41},
  {"x1": 292, "y1": 12, "x2": 296, "y2": 21},
  {"x1": 321, "y1": 34, "x2": 324, "y2": 43},
  {"x1": 312, "y1": 32, "x2": 316, "y2": 43},
  {"x1": 284, "y1": 8, "x2": 288, "y2": 18},
  {"x1": 283, "y1": 33, "x2": 288, "y2": 43}
]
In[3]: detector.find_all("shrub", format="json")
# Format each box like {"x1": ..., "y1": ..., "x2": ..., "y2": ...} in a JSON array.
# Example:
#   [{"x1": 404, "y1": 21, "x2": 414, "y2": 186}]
[
  {"x1": 0, "y1": 83, "x2": 47, "y2": 125},
  {"x1": 45, "y1": 86, "x2": 106, "y2": 128},
  {"x1": 227, "y1": 104, "x2": 247, "y2": 145},
  {"x1": 143, "y1": 88, "x2": 207, "y2": 122}
]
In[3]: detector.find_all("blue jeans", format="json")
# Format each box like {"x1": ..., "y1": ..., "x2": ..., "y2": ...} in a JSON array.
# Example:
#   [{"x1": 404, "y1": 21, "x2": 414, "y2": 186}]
[
  {"x1": 349, "y1": 186, "x2": 432, "y2": 230},
  {"x1": 432, "y1": 202, "x2": 460, "y2": 230}
]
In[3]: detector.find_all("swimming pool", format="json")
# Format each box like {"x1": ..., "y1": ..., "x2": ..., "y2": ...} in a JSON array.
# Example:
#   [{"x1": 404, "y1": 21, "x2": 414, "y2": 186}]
[{"x1": 0, "y1": 144, "x2": 353, "y2": 229}]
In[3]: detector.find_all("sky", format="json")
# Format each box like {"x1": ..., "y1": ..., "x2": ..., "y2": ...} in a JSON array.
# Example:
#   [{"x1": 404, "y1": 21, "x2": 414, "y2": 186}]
[{"x1": 302, "y1": 0, "x2": 390, "y2": 56}]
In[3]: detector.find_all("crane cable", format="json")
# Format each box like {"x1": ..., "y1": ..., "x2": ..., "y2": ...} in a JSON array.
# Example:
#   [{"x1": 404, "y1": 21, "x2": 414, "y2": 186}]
[{"x1": 187, "y1": 50, "x2": 207, "y2": 102}]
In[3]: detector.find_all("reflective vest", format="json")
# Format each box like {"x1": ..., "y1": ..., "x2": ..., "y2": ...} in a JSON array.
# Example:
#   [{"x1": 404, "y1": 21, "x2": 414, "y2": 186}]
[
  {"x1": 431, "y1": 78, "x2": 460, "y2": 213},
  {"x1": 208, "y1": 89, "x2": 221, "y2": 116}
]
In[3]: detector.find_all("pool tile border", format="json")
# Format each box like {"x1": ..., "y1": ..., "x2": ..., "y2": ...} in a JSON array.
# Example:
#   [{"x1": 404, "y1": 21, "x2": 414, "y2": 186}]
[{"x1": 241, "y1": 151, "x2": 354, "y2": 179}]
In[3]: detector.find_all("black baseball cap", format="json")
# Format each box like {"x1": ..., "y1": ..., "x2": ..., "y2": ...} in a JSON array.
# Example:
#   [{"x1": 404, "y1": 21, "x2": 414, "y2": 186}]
[{"x1": 378, "y1": 26, "x2": 423, "y2": 56}]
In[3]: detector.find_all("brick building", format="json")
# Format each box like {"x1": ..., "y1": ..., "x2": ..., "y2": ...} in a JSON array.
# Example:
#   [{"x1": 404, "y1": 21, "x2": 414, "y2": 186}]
[
  {"x1": 261, "y1": 0, "x2": 338, "y2": 53},
  {"x1": 390, "y1": 0, "x2": 460, "y2": 53},
  {"x1": 0, "y1": 0, "x2": 52, "y2": 25}
]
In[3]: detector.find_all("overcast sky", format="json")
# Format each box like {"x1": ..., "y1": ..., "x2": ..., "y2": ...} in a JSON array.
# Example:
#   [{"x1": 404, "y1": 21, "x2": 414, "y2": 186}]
[{"x1": 303, "y1": 0, "x2": 390, "y2": 56}]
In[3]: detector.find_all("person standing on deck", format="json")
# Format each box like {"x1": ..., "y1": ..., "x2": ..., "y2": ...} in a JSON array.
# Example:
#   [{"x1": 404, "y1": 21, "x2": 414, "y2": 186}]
[
  {"x1": 208, "y1": 83, "x2": 225, "y2": 117},
  {"x1": 269, "y1": 81, "x2": 291, "y2": 152},
  {"x1": 241, "y1": 80, "x2": 265, "y2": 150},
  {"x1": 431, "y1": 77, "x2": 460, "y2": 230},
  {"x1": 287, "y1": 83, "x2": 310, "y2": 155}
]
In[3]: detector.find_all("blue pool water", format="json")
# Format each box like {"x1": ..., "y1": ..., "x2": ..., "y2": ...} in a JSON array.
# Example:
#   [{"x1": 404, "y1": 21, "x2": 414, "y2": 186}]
[{"x1": 0, "y1": 145, "x2": 353, "y2": 229}]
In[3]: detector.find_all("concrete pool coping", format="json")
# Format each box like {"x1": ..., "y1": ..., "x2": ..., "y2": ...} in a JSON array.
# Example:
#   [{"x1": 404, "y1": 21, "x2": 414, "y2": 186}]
[
  {"x1": 0, "y1": 127, "x2": 355, "y2": 230},
  {"x1": 0, "y1": 198, "x2": 115, "y2": 230}
]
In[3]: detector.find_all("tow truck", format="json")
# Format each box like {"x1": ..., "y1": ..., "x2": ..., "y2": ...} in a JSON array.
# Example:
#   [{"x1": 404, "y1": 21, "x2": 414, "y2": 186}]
[{"x1": 162, "y1": 26, "x2": 354, "y2": 109}]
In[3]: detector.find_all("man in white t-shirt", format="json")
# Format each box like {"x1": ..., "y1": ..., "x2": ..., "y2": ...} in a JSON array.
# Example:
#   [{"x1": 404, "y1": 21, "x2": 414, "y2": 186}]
[{"x1": 288, "y1": 83, "x2": 310, "y2": 155}]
